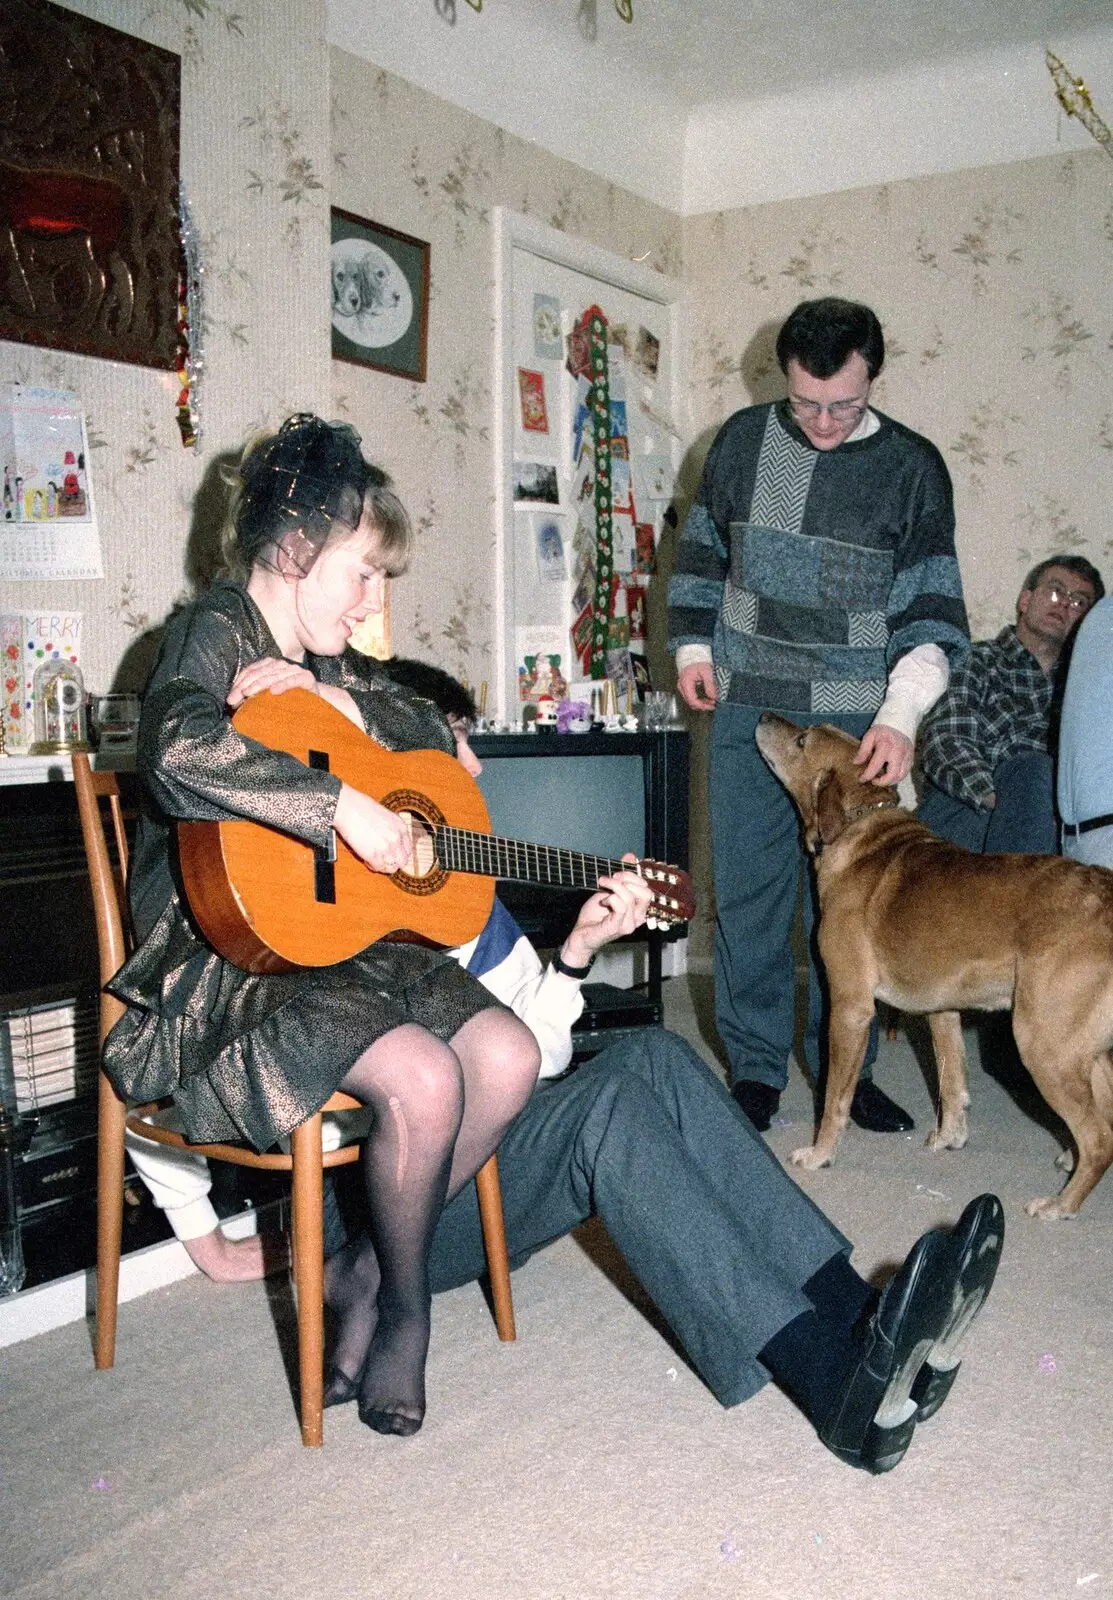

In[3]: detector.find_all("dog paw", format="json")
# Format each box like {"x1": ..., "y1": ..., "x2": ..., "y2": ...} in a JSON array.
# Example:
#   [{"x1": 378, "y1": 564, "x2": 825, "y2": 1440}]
[
  {"x1": 926, "y1": 1124, "x2": 968, "y2": 1152},
  {"x1": 1053, "y1": 1149, "x2": 1076, "y2": 1173},
  {"x1": 790, "y1": 1144, "x2": 830, "y2": 1169},
  {"x1": 1025, "y1": 1194, "x2": 1077, "y2": 1220}
]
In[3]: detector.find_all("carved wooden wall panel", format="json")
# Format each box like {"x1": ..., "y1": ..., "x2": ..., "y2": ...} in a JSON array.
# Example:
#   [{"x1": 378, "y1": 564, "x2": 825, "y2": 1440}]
[{"x1": 0, "y1": 0, "x2": 181, "y2": 369}]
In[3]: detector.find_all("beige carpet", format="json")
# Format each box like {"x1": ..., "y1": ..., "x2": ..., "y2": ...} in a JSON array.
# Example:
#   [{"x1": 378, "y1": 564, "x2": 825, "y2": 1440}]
[{"x1": 4, "y1": 979, "x2": 1112, "y2": 1600}]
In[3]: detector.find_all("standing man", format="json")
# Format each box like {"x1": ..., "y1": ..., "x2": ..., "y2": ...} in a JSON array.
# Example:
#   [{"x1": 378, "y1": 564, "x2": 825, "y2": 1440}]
[
  {"x1": 667, "y1": 298, "x2": 969, "y2": 1133},
  {"x1": 919, "y1": 556, "x2": 1102, "y2": 854}
]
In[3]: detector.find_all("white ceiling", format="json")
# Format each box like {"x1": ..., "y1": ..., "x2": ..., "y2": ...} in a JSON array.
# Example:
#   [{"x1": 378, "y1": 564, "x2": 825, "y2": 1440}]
[{"x1": 327, "y1": 0, "x2": 1113, "y2": 212}]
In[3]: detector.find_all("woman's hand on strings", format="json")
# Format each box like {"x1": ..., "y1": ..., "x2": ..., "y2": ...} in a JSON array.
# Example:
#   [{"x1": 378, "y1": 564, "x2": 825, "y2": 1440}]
[{"x1": 333, "y1": 784, "x2": 414, "y2": 876}]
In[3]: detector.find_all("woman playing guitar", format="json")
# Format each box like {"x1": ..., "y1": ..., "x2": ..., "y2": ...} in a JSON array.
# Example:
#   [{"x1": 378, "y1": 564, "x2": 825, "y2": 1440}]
[{"x1": 103, "y1": 414, "x2": 543, "y2": 1437}]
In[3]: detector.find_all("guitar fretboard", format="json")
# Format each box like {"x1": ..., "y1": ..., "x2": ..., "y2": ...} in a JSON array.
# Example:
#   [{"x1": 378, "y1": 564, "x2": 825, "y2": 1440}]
[{"x1": 435, "y1": 825, "x2": 624, "y2": 891}]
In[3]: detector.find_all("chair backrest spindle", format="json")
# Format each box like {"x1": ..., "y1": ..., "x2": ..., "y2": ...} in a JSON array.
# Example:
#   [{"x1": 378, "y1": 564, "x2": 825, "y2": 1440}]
[{"x1": 72, "y1": 754, "x2": 130, "y2": 1042}]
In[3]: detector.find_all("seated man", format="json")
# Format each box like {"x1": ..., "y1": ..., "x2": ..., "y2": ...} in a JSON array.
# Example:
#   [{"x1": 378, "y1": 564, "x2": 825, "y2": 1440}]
[
  {"x1": 918, "y1": 555, "x2": 1102, "y2": 853},
  {"x1": 1058, "y1": 593, "x2": 1113, "y2": 867},
  {"x1": 131, "y1": 661, "x2": 1005, "y2": 1475}
]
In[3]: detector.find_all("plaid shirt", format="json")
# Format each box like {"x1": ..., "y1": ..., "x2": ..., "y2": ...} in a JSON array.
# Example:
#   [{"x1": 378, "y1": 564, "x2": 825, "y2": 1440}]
[{"x1": 919, "y1": 626, "x2": 1055, "y2": 808}]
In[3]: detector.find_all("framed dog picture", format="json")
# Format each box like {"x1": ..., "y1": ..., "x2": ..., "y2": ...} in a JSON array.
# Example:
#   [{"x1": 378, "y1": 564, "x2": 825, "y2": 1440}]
[{"x1": 330, "y1": 208, "x2": 430, "y2": 381}]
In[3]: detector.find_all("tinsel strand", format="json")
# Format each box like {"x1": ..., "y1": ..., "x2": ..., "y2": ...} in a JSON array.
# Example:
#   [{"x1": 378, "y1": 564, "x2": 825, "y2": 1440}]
[
  {"x1": 1046, "y1": 49, "x2": 1113, "y2": 158},
  {"x1": 176, "y1": 182, "x2": 205, "y2": 447}
]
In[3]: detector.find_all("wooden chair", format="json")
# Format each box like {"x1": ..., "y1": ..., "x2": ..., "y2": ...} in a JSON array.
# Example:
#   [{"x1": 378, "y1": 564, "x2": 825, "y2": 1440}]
[{"x1": 72, "y1": 753, "x2": 516, "y2": 1446}]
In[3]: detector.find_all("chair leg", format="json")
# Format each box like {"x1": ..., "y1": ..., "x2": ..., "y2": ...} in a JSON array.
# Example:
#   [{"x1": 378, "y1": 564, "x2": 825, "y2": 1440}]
[
  {"x1": 94, "y1": 1071, "x2": 128, "y2": 1370},
  {"x1": 475, "y1": 1152, "x2": 516, "y2": 1342},
  {"x1": 290, "y1": 1115, "x2": 326, "y2": 1446}
]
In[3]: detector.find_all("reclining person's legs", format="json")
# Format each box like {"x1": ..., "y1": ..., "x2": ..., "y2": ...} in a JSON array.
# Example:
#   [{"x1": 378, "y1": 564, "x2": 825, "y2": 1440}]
[{"x1": 428, "y1": 1029, "x2": 1003, "y2": 1471}]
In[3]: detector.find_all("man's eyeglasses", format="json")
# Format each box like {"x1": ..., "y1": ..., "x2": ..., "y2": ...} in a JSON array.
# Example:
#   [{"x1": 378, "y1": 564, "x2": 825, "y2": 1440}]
[
  {"x1": 1036, "y1": 581, "x2": 1094, "y2": 613},
  {"x1": 788, "y1": 395, "x2": 870, "y2": 425}
]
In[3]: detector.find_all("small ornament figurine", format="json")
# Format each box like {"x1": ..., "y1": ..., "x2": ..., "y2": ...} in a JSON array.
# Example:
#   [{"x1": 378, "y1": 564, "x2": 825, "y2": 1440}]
[
  {"x1": 557, "y1": 698, "x2": 592, "y2": 734},
  {"x1": 30, "y1": 660, "x2": 89, "y2": 754}
]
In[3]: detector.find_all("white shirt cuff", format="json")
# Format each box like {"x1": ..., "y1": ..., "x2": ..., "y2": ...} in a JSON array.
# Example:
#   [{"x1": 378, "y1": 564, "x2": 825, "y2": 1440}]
[
  {"x1": 872, "y1": 643, "x2": 949, "y2": 743},
  {"x1": 675, "y1": 643, "x2": 713, "y2": 673},
  {"x1": 165, "y1": 1195, "x2": 222, "y2": 1243}
]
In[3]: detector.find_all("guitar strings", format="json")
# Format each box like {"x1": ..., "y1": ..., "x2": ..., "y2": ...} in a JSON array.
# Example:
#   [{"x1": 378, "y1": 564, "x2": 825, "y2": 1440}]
[{"x1": 396, "y1": 817, "x2": 688, "y2": 925}]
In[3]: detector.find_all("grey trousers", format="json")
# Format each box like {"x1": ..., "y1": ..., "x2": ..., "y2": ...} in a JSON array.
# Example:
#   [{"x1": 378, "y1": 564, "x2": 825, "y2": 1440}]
[
  {"x1": 428, "y1": 1028, "x2": 849, "y2": 1407},
  {"x1": 708, "y1": 704, "x2": 879, "y2": 1092}
]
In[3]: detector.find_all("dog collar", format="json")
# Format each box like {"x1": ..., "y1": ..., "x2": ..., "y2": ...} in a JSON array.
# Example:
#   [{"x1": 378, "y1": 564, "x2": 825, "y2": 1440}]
[
  {"x1": 841, "y1": 793, "x2": 902, "y2": 825},
  {"x1": 811, "y1": 789, "x2": 901, "y2": 856}
]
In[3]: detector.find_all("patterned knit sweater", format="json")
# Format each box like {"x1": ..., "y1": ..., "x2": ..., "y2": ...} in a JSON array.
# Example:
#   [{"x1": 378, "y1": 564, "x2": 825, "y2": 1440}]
[{"x1": 667, "y1": 402, "x2": 969, "y2": 714}]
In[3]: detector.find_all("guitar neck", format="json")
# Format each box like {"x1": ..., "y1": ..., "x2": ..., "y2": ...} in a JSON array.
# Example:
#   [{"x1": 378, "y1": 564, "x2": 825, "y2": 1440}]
[{"x1": 435, "y1": 825, "x2": 624, "y2": 891}]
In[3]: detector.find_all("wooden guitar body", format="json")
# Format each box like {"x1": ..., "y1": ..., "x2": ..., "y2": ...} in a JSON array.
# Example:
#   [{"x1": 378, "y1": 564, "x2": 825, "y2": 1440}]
[{"x1": 177, "y1": 689, "x2": 496, "y2": 973}]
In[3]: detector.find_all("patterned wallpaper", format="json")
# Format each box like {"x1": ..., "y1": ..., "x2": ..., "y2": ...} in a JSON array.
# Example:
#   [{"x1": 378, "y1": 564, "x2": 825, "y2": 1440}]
[
  {"x1": 0, "y1": 0, "x2": 331, "y2": 696},
  {"x1": 683, "y1": 148, "x2": 1113, "y2": 640},
  {"x1": 328, "y1": 50, "x2": 680, "y2": 690},
  {"x1": 5, "y1": 14, "x2": 1109, "y2": 722}
]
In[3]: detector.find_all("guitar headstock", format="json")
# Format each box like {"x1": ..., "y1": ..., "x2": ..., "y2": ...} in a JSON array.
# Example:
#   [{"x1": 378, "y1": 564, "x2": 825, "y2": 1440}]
[{"x1": 639, "y1": 860, "x2": 697, "y2": 930}]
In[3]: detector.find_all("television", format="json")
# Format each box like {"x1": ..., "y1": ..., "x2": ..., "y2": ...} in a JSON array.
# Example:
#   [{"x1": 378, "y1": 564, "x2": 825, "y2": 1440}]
[{"x1": 468, "y1": 728, "x2": 690, "y2": 986}]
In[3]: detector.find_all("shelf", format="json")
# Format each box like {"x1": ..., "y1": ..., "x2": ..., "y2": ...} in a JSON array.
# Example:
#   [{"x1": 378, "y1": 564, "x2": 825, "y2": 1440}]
[{"x1": 0, "y1": 747, "x2": 135, "y2": 787}]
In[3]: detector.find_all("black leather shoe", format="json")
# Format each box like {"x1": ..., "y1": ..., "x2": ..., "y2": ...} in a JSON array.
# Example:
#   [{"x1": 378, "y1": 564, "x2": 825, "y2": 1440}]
[
  {"x1": 731, "y1": 1080, "x2": 781, "y2": 1131},
  {"x1": 911, "y1": 1193, "x2": 1005, "y2": 1422},
  {"x1": 850, "y1": 1079, "x2": 915, "y2": 1133},
  {"x1": 820, "y1": 1230, "x2": 949, "y2": 1474}
]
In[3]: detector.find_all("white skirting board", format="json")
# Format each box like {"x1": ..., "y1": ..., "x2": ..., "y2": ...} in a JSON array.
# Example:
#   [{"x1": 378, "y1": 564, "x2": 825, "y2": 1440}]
[{"x1": 0, "y1": 1206, "x2": 261, "y2": 1349}]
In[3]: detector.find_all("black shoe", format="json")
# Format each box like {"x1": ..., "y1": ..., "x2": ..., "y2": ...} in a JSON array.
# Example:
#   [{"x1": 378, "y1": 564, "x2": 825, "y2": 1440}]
[
  {"x1": 820, "y1": 1229, "x2": 949, "y2": 1473},
  {"x1": 731, "y1": 1080, "x2": 781, "y2": 1131},
  {"x1": 850, "y1": 1079, "x2": 915, "y2": 1133},
  {"x1": 821, "y1": 1193, "x2": 1005, "y2": 1474},
  {"x1": 911, "y1": 1193, "x2": 1005, "y2": 1422}
]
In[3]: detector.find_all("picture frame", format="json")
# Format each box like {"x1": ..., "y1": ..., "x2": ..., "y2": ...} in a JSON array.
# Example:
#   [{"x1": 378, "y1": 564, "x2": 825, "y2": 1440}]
[{"x1": 330, "y1": 208, "x2": 430, "y2": 381}]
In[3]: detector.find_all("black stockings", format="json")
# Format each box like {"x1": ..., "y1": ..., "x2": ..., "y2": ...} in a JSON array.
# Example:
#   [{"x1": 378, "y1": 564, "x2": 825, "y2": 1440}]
[
  {"x1": 328, "y1": 1011, "x2": 538, "y2": 1435},
  {"x1": 334, "y1": 1024, "x2": 462, "y2": 1434}
]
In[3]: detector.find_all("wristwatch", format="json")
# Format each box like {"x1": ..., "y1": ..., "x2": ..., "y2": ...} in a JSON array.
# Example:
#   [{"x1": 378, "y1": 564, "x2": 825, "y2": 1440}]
[{"x1": 551, "y1": 950, "x2": 595, "y2": 979}]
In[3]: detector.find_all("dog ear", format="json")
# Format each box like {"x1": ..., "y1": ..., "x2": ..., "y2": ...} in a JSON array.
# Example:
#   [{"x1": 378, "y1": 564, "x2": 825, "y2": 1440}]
[{"x1": 812, "y1": 768, "x2": 849, "y2": 850}]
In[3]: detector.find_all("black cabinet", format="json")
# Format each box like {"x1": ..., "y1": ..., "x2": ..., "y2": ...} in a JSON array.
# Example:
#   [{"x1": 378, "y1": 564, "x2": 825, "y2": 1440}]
[{"x1": 0, "y1": 775, "x2": 168, "y2": 1285}]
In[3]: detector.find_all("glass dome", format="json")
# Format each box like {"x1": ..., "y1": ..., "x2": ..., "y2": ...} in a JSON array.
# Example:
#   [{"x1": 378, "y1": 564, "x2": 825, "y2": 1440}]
[{"x1": 30, "y1": 660, "x2": 88, "y2": 754}]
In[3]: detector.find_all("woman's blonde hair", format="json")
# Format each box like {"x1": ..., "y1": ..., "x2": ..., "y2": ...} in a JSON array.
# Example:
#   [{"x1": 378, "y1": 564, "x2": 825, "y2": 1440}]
[{"x1": 218, "y1": 414, "x2": 411, "y2": 584}]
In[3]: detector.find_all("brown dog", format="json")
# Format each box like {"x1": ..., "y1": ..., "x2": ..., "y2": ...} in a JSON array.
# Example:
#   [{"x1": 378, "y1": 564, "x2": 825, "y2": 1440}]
[{"x1": 754, "y1": 713, "x2": 1113, "y2": 1218}]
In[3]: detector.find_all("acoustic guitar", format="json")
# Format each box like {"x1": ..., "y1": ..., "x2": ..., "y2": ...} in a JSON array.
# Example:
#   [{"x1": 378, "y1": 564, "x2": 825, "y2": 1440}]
[{"x1": 178, "y1": 688, "x2": 696, "y2": 974}]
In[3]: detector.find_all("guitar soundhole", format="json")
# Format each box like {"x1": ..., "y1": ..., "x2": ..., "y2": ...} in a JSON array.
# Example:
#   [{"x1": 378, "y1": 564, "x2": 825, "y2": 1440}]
[{"x1": 382, "y1": 788, "x2": 450, "y2": 898}]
